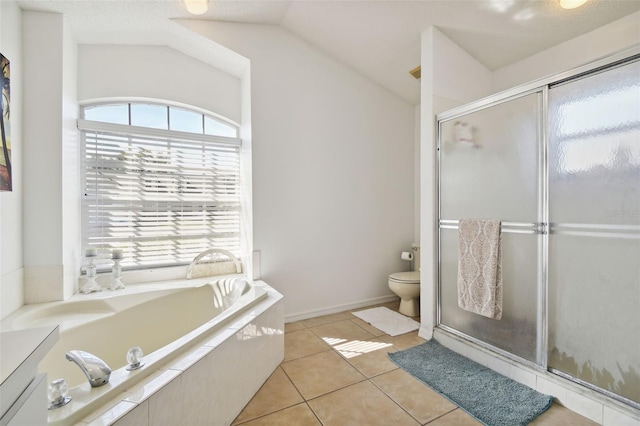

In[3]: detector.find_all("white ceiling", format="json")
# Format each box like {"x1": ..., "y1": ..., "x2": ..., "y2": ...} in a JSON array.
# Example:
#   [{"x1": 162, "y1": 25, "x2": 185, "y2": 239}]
[{"x1": 17, "y1": 0, "x2": 640, "y2": 105}]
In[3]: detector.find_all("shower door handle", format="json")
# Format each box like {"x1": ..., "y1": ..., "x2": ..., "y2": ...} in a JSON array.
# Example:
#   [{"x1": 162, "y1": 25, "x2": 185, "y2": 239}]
[{"x1": 534, "y1": 222, "x2": 548, "y2": 235}]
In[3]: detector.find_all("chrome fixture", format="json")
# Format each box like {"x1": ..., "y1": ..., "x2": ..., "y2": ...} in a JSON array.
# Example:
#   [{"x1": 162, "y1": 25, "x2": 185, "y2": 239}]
[
  {"x1": 126, "y1": 346, "x2": 145, "y2": 371},
  {"x1": 47, "y1": 378, "x2": 71, "y2": 409},
  {"x1": 65, "y1": 350, "x2": 111, "y2": 387}
]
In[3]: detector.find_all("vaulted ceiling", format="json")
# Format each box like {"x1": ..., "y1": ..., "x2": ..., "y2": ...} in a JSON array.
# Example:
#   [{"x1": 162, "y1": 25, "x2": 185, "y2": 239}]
[{"x1": 18, "y1": 0, "x2": 640, "y2": 104}]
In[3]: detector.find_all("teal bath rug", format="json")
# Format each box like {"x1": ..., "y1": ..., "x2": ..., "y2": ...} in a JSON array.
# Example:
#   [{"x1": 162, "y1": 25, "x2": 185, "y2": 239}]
[{"x1": 389, "y1": 340, "x2": 553, "y2": 426}]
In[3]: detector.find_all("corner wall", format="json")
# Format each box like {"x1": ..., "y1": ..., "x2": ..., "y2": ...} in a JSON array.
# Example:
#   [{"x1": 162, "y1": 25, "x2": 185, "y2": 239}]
[
  {"x1": 419, "y1": 26, "x2": 493, "y2": 339},
  {"x1": 178, "y1": 21, "x2": 416, "y2": 319},
  {"x1": 22, "y1": 11, "x2": 78, "y2": 302},
  {"x1": 0, "y1": 0, "x2": 24, "y2": 319}
]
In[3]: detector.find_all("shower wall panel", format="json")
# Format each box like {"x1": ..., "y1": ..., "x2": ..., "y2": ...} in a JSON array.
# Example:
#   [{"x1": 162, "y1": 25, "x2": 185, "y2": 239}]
[
  {"x1": 547, "y1": 59, "x2": 640, "y2": 405},
  {"x1": 438, "y1": 93, "x2": 542, "y2": 364}
]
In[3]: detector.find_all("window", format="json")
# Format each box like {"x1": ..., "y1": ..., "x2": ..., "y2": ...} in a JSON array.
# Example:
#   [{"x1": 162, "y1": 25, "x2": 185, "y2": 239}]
[{"x1": 80, "y1": 102, "x2": 241, "y2": 270}]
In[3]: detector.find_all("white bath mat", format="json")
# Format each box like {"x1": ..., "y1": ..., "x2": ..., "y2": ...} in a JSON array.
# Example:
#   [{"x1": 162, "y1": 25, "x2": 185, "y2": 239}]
[{"x1": 353, "y1": 307, "x2": 420, "y2": 337}]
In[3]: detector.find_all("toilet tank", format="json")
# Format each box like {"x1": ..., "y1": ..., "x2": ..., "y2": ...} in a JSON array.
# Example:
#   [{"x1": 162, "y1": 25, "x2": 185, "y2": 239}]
[{"x1": 412, "y1": 244, "x2": 420, "y2": 272}]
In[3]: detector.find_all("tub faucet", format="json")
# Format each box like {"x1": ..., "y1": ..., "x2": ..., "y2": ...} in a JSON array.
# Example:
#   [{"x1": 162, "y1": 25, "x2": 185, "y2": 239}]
[{"x1": 65, "y1": 350, "x2": 112, "y2": 387}]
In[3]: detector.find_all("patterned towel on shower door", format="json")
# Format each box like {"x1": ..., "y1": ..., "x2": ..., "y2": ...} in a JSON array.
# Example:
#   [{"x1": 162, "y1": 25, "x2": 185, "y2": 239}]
[{"x1": 457, "y1": 219, "x2": 503, "y2": 320}]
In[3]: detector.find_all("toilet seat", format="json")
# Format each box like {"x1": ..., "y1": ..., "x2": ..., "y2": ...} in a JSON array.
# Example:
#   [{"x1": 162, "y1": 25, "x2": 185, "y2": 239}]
[{"x1": 389, "y1": 271, "x2": 420, "y2": 284}]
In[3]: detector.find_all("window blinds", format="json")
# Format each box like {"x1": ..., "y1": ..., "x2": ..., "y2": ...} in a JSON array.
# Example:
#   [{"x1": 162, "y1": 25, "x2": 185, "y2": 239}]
[{"x1": 81, "y1": 121, "x2": 241, "y2": 270}]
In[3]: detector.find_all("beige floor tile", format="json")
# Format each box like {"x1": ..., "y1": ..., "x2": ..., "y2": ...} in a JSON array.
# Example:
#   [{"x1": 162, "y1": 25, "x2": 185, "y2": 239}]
[
  {"x1": 235, "y1": 403, "x2": 321, "y2": 426},
  {"x1": 338, "y1": 339, "x2": 399, "y2": 378},
  {"x1": 380, "y1": 330, "x2": 426, "y2": 350},
  {"x1": 302, "y1": 312, "x2": 352, "y2": 328},
  {"x1": 529, "y1": 403, "x2": 599, "y2": 425},
  {"x1": 285, "y1": 321, "x2": 306, "y2": 333},
  {"x1": 308, "y1": 380, "x2": 420, "y2": 426},
  {"x1": 235, "y1": 305, "x2": 597, "y2": 426},
  {"x1": 427, "y1": 408, "x2": 482, "y2": 425},
  {"x1": 281, "y1": 350, "x2": 366, "y2": 399},
  {"x1": 349, "y1": 317, "x2": 388, "y2": 337},
  {"x1": 309, "y1": 319, "x2": 376, "y2": 345},
  {"x1": 284, "y1": 329, "x2": 331, "y2": 361},
  {"x1": 232, "y1": 367, "x2": 304, "y2": 425},
  {"x1": 372, "y1": 369, "x2": 457, "y2": 424}
]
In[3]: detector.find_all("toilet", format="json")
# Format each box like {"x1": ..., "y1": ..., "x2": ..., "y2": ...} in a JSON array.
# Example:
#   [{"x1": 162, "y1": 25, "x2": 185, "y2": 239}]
[{"x1": 388, "y1": 245, "x2": 420, "y2": 317}]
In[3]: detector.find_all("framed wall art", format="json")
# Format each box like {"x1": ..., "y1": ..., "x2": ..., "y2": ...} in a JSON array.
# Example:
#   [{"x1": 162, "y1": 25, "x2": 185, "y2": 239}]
[{"x1": 1, "y1": 53, "x2": 11, "y2": 191}]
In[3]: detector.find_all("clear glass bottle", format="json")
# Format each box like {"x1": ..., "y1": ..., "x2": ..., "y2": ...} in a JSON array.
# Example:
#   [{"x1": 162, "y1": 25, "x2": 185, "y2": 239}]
[
  {"x1": 109, "y1": 249, "x2": 125, "y2": 290},
  {"x1": 80, "y1": 248, "x2": 102, "y2": 294}
]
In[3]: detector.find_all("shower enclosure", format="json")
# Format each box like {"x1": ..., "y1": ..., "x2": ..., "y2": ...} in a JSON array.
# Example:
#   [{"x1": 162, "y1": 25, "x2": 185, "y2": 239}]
[{"x1": 436, "y1": 48, "x2": 640, "y2": 408}]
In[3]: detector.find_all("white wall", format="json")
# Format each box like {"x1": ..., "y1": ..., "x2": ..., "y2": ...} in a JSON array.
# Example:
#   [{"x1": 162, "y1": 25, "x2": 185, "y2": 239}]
[
  {"x1": 62, "y1": 22, "x2": 79, "y2": 299},
  {"x1": 419, "y1": 27, "x2": 493, "y2": 339},
  {"x1": 78, "y1": 45, "x2": 241, "y2": 124},
  {"x1": 22, "y1": 11, "x2": 74, "y2": 302},
  {"x1": 414, "y1": 105, "x2": 420, "y2": 244},
  {"x1": 178, "y1": 21, "x2": 416, "y2": 319},
  {"x1": 0, "y1": 0, "x2": 24, "y2": 319}
]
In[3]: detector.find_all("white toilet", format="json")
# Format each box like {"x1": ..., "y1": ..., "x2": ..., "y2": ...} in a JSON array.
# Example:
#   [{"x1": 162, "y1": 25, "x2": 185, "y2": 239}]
[{"x1": 388, "y1": 245, "x2": 420, "y2": 317}]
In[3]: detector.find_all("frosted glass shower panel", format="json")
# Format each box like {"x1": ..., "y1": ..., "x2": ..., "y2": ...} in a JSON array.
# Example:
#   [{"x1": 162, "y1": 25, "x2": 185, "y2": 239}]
[
  {"x1": 548, "y1": 59, "x2": 640, "y2": 404},
  {"x1": 439, "y1": 93, "x2": 540, "y2": 222},
  {"x1": 440, "y1": 229, "x2": 539, "y2": 362},
  {"x1": 548, "y1": 236, "x2": 640, "y2": 404},
  {"x1": 549, "y1": 60, "x2": 640, "y2": 225}
]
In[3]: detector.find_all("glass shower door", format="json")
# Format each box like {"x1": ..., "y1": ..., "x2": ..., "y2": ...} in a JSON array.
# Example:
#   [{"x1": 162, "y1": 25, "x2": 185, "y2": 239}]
[
  {"x1": 438, "y1": 92, "x2": 544, "y2": 364},
  {"x1": 547, "y1": 59, "x2": 640, "y2": 405}
]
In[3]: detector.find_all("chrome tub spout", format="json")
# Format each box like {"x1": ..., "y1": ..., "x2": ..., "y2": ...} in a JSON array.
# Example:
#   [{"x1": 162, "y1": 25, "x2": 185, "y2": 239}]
[{"x1": 65, "y1": 350, "x2": 112, "y2": 387}]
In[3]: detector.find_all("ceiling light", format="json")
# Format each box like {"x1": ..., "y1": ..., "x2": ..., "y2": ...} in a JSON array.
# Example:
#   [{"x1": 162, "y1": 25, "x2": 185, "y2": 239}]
[
  {"x1": 183, "y1": 0, "x2": 208, "y2": 15},
  {"x1": 559, "y1": 0, "x2": 588, "y2": 9}
]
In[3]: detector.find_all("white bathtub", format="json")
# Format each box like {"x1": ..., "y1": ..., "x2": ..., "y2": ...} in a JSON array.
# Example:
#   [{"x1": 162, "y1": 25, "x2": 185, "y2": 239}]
[{"x1": 1, "y1": 276, "x2": 284, "y2": 425}]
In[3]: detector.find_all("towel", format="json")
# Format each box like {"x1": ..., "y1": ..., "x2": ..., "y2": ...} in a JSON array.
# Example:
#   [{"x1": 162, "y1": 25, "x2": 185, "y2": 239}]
[{"x1": 457, "y1": 219, "x2": 503, "y2": 320}]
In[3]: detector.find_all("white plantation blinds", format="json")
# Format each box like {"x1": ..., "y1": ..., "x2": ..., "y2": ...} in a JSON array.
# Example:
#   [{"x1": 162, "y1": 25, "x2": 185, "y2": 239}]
[{"x1": 80, "y1": 104, "x2": 241, "y2": 270}]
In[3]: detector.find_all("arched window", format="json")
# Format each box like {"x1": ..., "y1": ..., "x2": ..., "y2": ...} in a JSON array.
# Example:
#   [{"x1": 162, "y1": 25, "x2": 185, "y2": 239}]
[{"x1": 79, "y1": 101, "x2": 241, "y2": 270}]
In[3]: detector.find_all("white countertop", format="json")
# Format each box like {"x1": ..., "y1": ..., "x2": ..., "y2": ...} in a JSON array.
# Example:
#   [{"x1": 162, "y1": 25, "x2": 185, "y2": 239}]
[{"x1": 0, "y1": 325, "x2": 59, "y2": 417}]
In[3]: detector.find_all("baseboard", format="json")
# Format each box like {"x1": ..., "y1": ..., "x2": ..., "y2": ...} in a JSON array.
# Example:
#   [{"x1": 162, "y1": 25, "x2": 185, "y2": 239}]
[{"x1": 285, "y1": 294, "x2": 399, "y2": 323}]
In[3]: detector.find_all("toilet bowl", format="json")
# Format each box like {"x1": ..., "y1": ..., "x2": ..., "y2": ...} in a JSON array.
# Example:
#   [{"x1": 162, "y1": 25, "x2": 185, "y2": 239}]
[
  {"x1": 388, "y1": 271, "x2": 420, "y2": 317},
  {"x1": 389, "y1": 244, "x2": 420, "y2": 317}
]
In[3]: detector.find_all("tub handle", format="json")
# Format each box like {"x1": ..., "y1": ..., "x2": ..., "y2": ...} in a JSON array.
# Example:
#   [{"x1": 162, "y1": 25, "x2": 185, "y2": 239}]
[{"x1": 186, "y1": 249, "x2": 242, "y2": 279}]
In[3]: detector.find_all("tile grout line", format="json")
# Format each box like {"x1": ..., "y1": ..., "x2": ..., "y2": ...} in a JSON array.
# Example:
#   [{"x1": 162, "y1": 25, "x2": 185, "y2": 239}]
[
  {"x1": 279, "y1": 351, "x2": 372, "y2": 406},
  {"x1": 278, "y1": 362, "x2": 309, "y2": 403},
  {"x1": 422, "y1": 407, "x2": 461, "y2": 425},
  {"x1": 231, "y1": 402, "x2": 310, "y2": 426},
  {"x1": 304, "y1": 401, "x2": 326, "y2": 426},
  {"x1": 282, "y1": 346, "x2": 333, "y2": 364},
  {"x1": 301, "y1": 375, "x2": 370, "y2": 403},
  {"x1": 368, "y1": 374, "x2": 426, "y2": 425}
]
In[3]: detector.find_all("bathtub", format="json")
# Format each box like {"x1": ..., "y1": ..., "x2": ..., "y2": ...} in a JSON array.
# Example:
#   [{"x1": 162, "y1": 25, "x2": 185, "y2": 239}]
[{"x1": 1, "y1": 275, "x2": 284, "y2": 425}]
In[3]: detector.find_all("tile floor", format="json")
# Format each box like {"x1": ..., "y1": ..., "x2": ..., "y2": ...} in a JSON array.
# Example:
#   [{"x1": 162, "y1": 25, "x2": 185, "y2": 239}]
[{"x1": 232, "y1": 301, "x2": 597, "y2": 426}]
